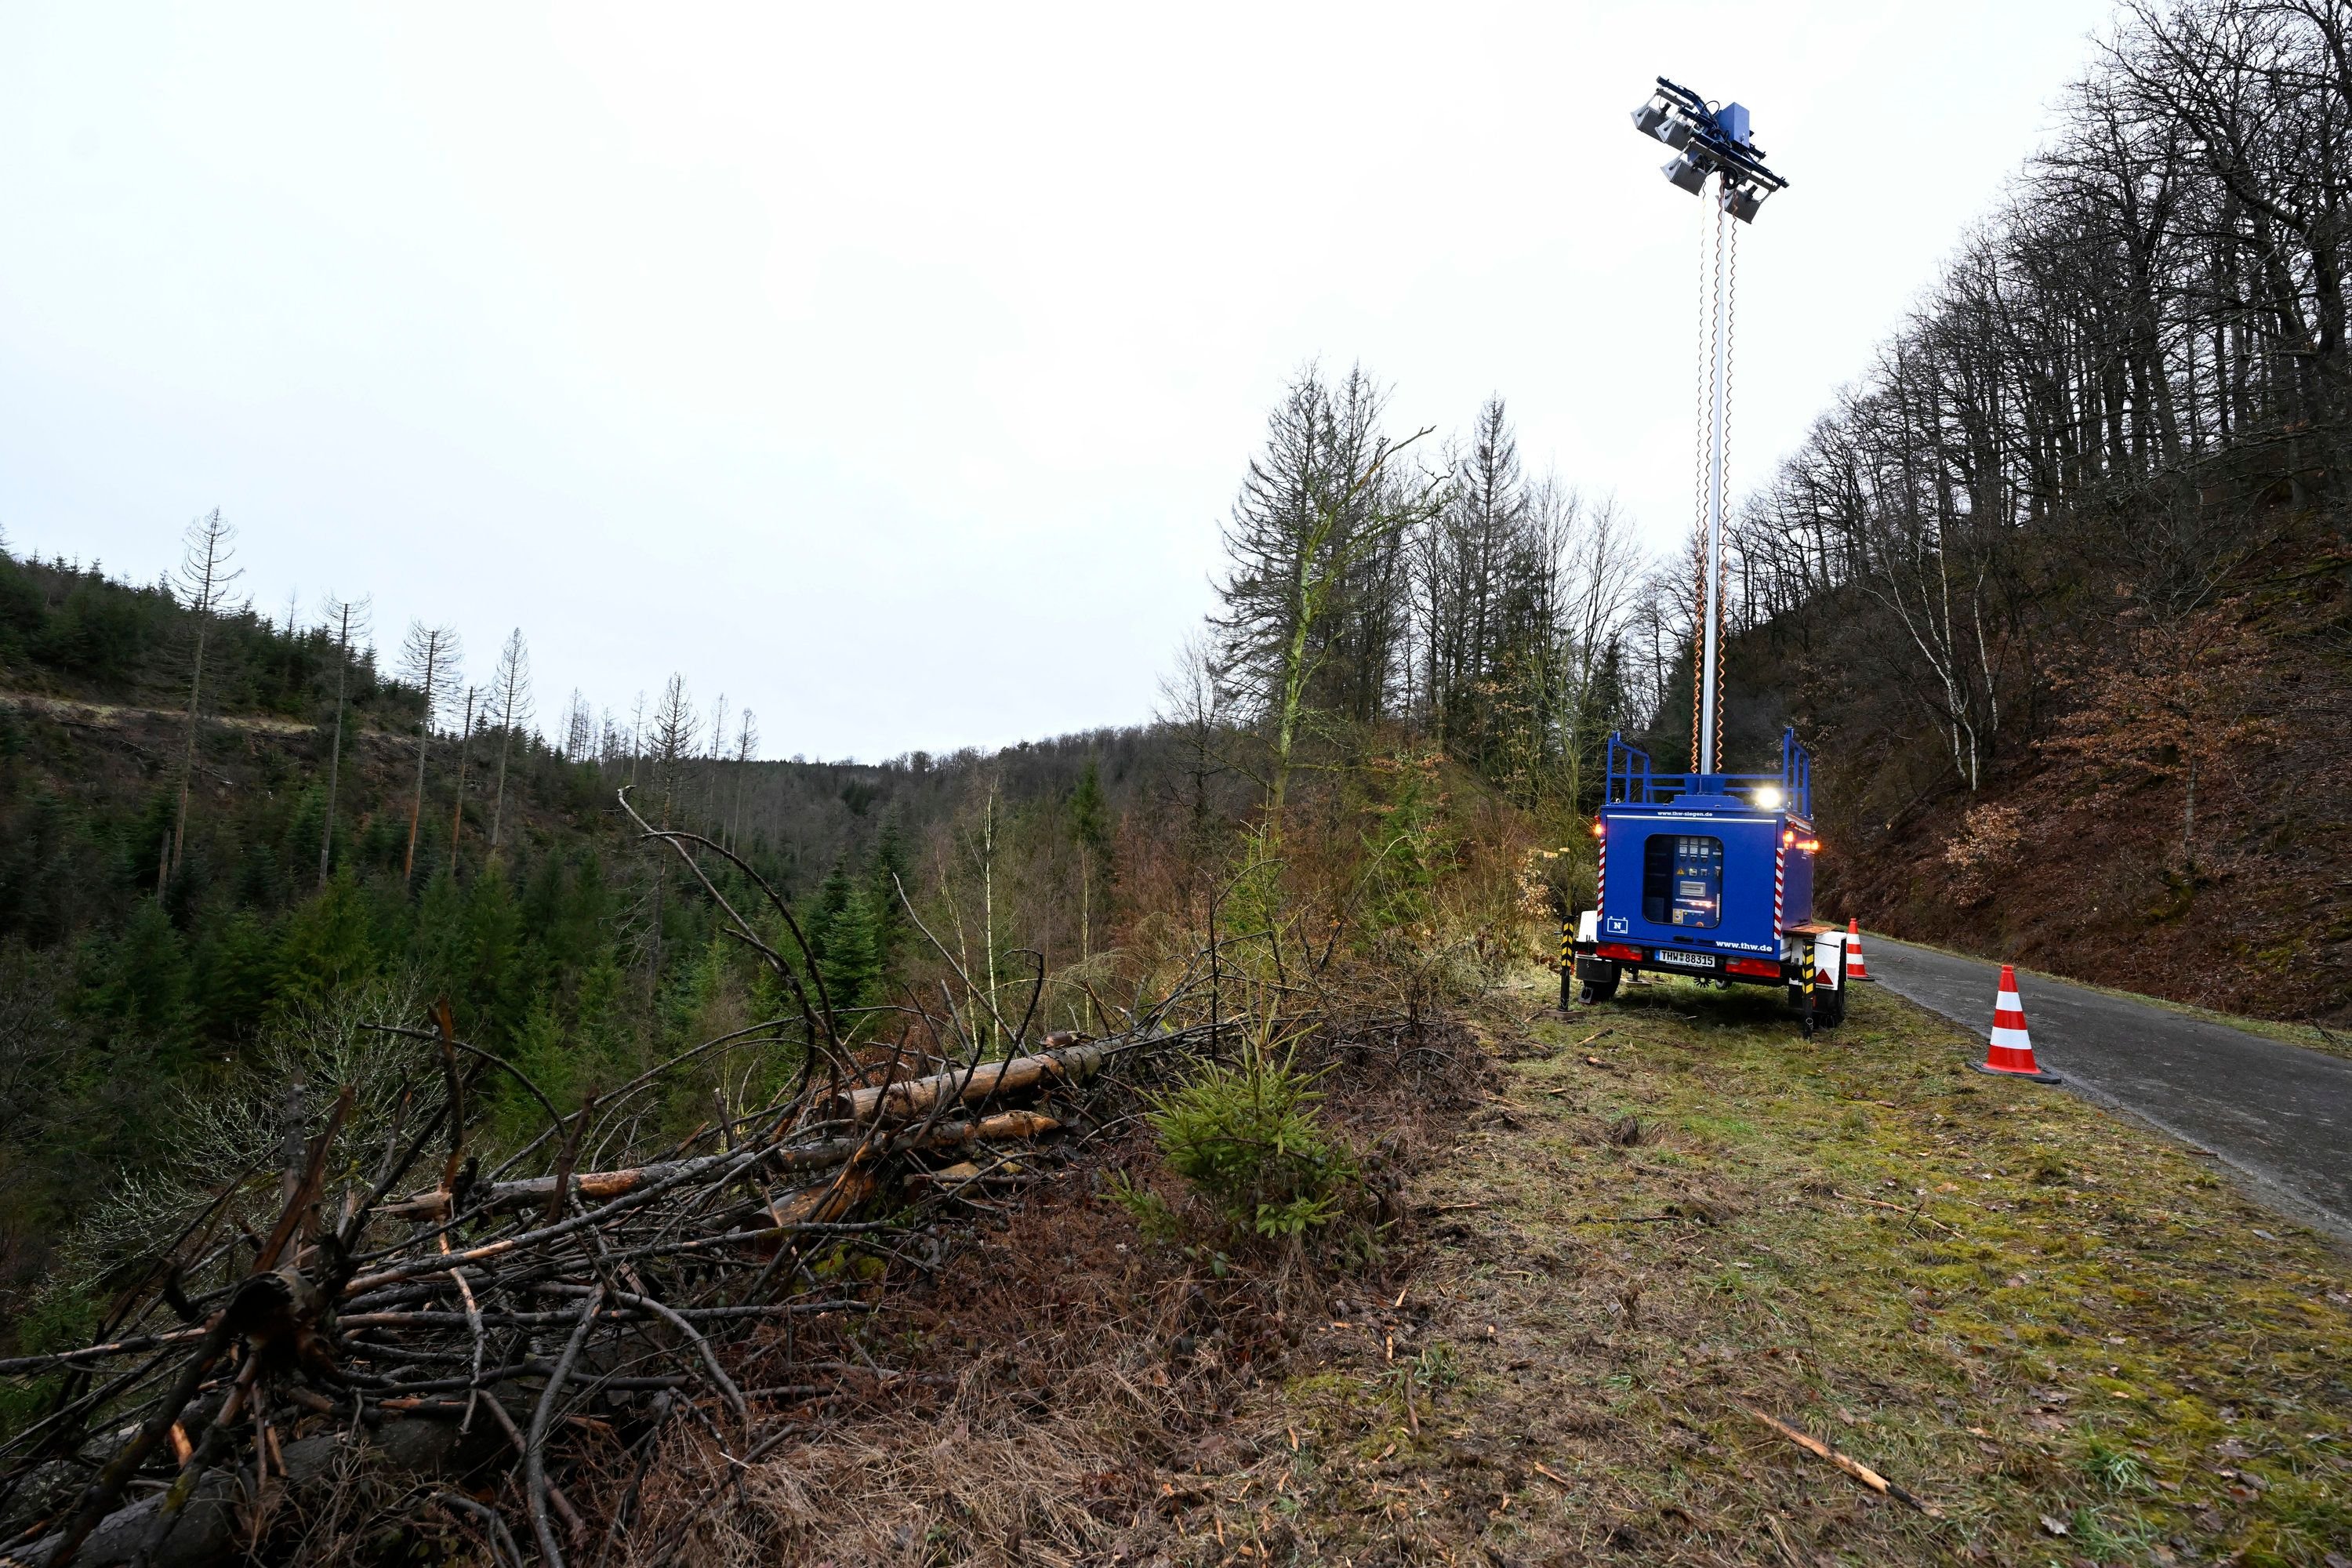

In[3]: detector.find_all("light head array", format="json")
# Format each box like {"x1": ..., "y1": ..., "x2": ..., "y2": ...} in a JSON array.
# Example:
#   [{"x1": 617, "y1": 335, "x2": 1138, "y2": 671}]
[{"x1": 1630, "y1": 76, "x2": 1788, "y2": 223}]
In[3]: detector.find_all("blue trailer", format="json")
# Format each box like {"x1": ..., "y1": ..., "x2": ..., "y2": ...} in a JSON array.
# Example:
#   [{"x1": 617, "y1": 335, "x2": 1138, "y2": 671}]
[
  {"x1": 1568, "y1": 728, "x2": 1851, "y2": 1030},
  {"x1": 1588, "y1": 75, "x2": 1836, "y2": 1028}
]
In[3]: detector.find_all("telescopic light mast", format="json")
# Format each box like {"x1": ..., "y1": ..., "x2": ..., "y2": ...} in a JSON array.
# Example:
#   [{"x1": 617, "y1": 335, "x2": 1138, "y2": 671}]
[{"x1": 1629, "y1": 77, "x2": 1788, "y2": 775}]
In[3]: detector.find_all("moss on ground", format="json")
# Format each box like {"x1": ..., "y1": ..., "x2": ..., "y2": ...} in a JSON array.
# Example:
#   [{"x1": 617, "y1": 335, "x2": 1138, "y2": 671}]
[{"x1": 1192, "y1": 975, "x2": 2352, "y2": 1565}]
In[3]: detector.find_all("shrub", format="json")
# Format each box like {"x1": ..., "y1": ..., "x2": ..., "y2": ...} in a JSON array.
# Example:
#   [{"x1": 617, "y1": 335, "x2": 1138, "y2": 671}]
[{"x1": 1146, "y1": 1040, "x2": 1357, "y2": 1240}]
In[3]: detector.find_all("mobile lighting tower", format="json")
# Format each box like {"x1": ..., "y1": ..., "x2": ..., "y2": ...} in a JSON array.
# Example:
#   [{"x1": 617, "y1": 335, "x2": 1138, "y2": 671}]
[{"x1": 1565, "y1": 78, "x2": 1854, "y2": 1033}]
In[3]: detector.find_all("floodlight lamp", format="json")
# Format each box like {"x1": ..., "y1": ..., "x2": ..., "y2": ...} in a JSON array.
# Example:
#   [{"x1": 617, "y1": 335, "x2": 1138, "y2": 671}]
[
  {"x1": 1632, "y1": 99, "x2": 1672, "y2": 138},
  {"x1": 1664, "y1": 151, "x2": 1714, "y2": 194},
  {"x1": 1752, "y1": 784, "x2": 1784, "y2": 810},
  {"x1": 1722, "y1": 182, "x2": 1766, "y2": 224}
]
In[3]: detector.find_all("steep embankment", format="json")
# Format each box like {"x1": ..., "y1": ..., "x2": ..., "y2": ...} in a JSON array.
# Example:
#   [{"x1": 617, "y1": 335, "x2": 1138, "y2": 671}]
[{"x1": 1821, "y1": 580, "x2": 2352, "y2": 1030}]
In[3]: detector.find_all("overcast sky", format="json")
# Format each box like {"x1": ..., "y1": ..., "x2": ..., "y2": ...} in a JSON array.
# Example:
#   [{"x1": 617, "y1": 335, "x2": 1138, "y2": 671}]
[{"x1": 1, "y1": 2, "x2": 2117, "y2": 760}]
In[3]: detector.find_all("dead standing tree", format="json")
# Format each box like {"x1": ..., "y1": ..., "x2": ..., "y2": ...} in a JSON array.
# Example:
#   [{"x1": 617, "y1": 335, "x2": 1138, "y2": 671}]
[
  {"x1": 162, "y1": 510, "x2": 243, "y2": 893},
  {"x1": 399, "y1": 624, "x2": 462, "y2": 886},
  {"x1": 448, "y1": 687, "x2": 478, "y2": 878},
  {"x1": 727, "y1": 707, "x2": 758, "y2": 855},
  {"x1": 644, "y1": 675, "x2": 698, "y2": 987},
  {"x1": 487, "y1": 630, "x2": 535, "y2": 859},
  {"x1": 315, "y1": 596, "x2": 370, "y2": 888}
]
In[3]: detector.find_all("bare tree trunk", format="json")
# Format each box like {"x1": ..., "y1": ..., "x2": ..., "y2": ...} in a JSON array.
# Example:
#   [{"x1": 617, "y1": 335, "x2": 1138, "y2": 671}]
[
  {"x1": 318, "y1": 598, "x2": 364, "y2": 889},
  {"x1": 405, "y1": 707, "x2": 430, "y2": 884},
  {"x1": 401, "y1": 625, "x2": 459, "y2": 886},
  {"x1": 166, "y1": 613, "x2": 209, "y2": 891},
  {"x1": 489, "y1": 720, "x2": 514, "y2": 856},
  {"x1": 488, "y1": 630, "x2": 532, "y2": 859},
  {"x1": 448, "y1": 687, "x2": 477, "y2": 879},
  {"x1": 982, "y1": 786, "x2": 1000, "y2": 1053},
  {"x1": 163, "y1": 510, "x2": 239, "y2": 892}
]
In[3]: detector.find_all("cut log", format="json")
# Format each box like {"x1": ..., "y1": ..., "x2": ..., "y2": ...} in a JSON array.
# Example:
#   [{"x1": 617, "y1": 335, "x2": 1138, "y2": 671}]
[
  {"x1": 378, "y1": 1111, "x2": 1062, "y2": 1221},
  {"x1": 835, "y1": 1040, "x2": 1105, "y2": 1123}
]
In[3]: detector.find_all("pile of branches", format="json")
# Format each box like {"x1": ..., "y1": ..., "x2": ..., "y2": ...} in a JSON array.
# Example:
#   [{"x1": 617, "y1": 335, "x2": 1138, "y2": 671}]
[{"x1": 0, "y1": 804, "x2": 1238, "y2": 1568}]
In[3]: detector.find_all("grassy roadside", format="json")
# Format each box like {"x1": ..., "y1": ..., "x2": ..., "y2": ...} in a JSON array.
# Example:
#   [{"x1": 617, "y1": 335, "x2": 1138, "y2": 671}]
[{"x1": 1196, "y1": 975, "x2": 2352, "y2": 1565}]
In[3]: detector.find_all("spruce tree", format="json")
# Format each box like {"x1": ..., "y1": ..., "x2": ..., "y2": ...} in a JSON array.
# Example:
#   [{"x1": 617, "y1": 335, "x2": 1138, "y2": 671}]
[
  {"x1": 810, "y1": 858, "x2": 880, "y2": 1011},
  {"x1": 867, "y1": 809, "x2": 910, "y2": 982}
]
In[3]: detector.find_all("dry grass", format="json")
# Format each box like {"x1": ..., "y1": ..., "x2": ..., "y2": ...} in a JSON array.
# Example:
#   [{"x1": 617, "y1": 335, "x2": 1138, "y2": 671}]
[{"x1": 619, "y1": 1014, "x2": 1490, "y2": 1567}]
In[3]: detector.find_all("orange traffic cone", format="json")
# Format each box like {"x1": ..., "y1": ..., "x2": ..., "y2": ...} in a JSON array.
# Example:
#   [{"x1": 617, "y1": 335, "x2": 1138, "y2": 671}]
[
  {"x1": 1975, "y1": 964, "x2": 2060, "y2": 1082},
  {"x1": 1846, "y1": 918, "x2": 1871, "y2": 982}
]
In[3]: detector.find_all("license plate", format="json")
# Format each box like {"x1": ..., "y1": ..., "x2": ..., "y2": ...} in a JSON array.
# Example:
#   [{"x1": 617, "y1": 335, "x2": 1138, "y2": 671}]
[{"x1": 1651, "y1": 949, "x2": 1719, "y2": 971}]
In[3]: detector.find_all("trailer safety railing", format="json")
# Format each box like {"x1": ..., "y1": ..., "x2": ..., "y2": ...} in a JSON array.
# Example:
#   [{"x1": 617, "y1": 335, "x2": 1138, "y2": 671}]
[{"x1": 1603, "y1": 728, "x2": 1812, "y2": 818}]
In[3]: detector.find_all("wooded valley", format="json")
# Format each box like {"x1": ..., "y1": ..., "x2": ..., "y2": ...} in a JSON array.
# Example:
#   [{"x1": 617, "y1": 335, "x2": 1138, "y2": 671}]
[{"x1": 2, "y1": 0, "x2": 2350, "y2": 1562}]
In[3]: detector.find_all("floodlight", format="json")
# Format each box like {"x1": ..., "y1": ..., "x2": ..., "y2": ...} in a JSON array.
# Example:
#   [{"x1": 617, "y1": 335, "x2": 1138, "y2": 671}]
[
  {"x1": 1722, "y1": 182, "x2": 1766, "y2": 223},
  {"x1": 1752, "y1": 784, "x2": 1784, "y2": 810},
  {"x1": 1632, "y1": 99, "x2": 1693, "y2": 149},
  {"x1": 1664, "y1": 151, "x2": 1714, "y2": 194}
]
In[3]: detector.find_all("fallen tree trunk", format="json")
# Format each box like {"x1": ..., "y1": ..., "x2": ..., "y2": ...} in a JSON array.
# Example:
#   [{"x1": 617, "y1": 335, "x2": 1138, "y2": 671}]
[
  {"x1": 835, "y1": 1040, "x2": 1105, "y2": 1123},
  {"x1": 377, "y1": 1110, "x2": 1062, "y2": 1221}
]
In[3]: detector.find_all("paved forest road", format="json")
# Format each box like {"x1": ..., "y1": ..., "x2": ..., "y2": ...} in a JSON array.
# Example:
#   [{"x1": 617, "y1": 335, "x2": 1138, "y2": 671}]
[{"x1": 1865, "y1": 935, "x2": 2352, "y2": 1243}]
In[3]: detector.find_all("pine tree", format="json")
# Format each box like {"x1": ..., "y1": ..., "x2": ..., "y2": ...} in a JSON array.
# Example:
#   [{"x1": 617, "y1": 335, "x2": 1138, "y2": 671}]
[
  {"x1": 728, "y1": 708, "x2": 758, "y2": 852},
  {"x1": 644, "y1": 675, "x2": 697, "y2": 988},
  {"x1": 278, "y1": 869, "x2": 376, "y2": 1011}
]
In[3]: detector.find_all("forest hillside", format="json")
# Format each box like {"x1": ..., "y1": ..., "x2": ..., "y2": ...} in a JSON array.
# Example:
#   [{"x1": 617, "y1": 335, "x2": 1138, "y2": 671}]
[
  {"x1": 1673, "y1": 0, "x2": 2352, "y2": 1025},
  {"x1": 2, "y1": 3, "x2": 2350, "y2": 1563},
  {"x1": 0, "y1": 541, "x2": 1259, "y2": 1331}
]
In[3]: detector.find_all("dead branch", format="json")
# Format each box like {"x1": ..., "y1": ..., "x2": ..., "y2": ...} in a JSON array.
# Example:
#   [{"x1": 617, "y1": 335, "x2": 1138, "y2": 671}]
[{"x1": 1733, "y1": 1401, "x2": 1944, "y2": 1517}]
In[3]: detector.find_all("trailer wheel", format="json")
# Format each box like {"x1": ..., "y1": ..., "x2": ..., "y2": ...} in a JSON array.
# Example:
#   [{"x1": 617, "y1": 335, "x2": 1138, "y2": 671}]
[{"x1": 1580, "y1": 976, "x2": 1621, "y2": 1005}]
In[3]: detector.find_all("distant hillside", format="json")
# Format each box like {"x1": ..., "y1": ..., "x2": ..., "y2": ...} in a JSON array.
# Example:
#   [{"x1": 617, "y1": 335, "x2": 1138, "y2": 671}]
[{"x1": 0, "y1": 543, "x2": 1224, "y2": 1318}]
